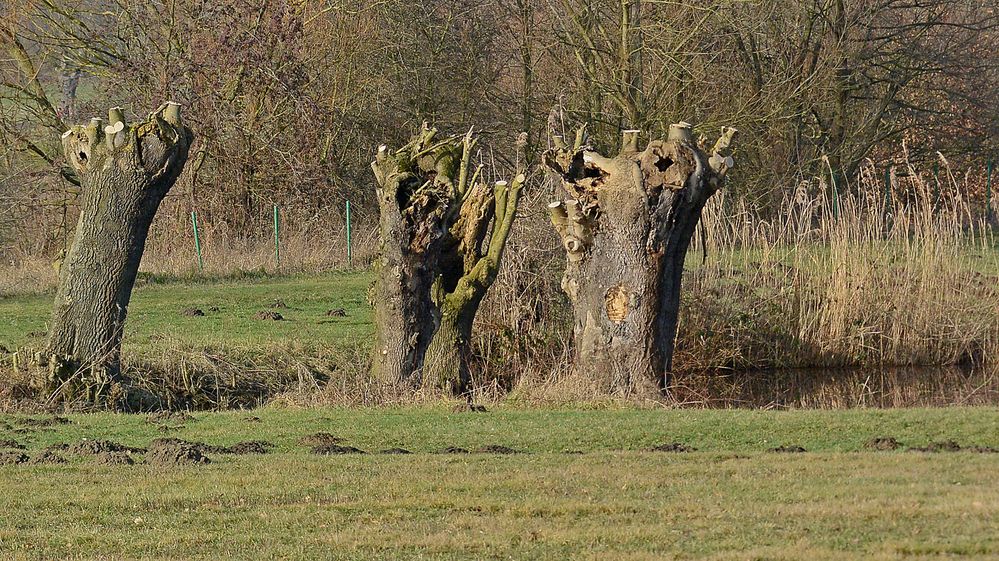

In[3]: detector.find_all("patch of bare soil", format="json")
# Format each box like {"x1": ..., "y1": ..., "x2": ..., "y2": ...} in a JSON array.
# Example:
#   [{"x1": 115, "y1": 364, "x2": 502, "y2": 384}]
[
  {"x1": 909, "y1": 440, "x2": 998, "y2": 453},
  {"x1": 770, "y1": 445, "x2": 807, "y2": 453},
  {"x1": 649, "y1": 442, "x2": 696, "y2": 452},
  {"x1": 226, "y1": 441, "x2": 272, "y2": 454},
  {"x1": 180, "y1": 307, "x2": 205, "y2": 317},
  {"x1": 438, "y1": 446, "x2": 470, "y2": 454},
  {"x1": 865, "y1": 437, "x2": 901, "y2": 450},
  {"x1": 146, "y1": 411, "x2": 194, "y2": 424},
  {"x1": 95, "y1": 452, "x2": 135, "y2": 465},
  {"x1": 476, "y1": 445, "x2": 520, "y2": 454},
  {"x1": 0, "y1": 450, "x2": 28, "y2": 465},
  {"x1": 253, "y1": 311, "x2": 284, "y2": 321},
  {"x1": 0, "y1": 439, "x2": 25, "y2": 449},
  {"x1": 146, "y1": 440, "x2": 211, "y2": 466},
  {"x1": 17, "y1": 416, "x2": 70, "y2": 428},
  {"x1": 298, "y1": 432, "x2": 342, "y2": 447},
  {"x1": 451, "y1": 403, "x2": 487, "y2": 413},
  {"x1": 910, "y1": 440, "x2": 962, "y2": 452},
  {"x1": 70, "y1": 440, "x2": 145, "y2": 456},
  {"x1": 149, "y1": 438, "x2": 272, "y2": 455},
  {"x1": 311, "y1": 444, "x2": 365, "y2": 455},
  {"x1": 28, "y1": 451, "x2": 68, "y2": 464},
  {"x1": 379, "y1": 448, "x2": 412, "y2": 454}
]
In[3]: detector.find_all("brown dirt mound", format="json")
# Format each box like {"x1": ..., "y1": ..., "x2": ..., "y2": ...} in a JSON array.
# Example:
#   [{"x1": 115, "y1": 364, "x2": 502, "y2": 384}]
[
  {"x1": 380, "y1": 448, "x2": 412, "y2": 454},
  {"x1": 148, "y1": 438, "x2": 270, "y2": 455},
  {"x1": 476, "y1": 445, "x2": 520, "y2": 454},
  {"x1": 438, "y1": 446, "x2": 470, "y2": 454},
  {"x1": 180, "y1": 307, "x2": 205, "y2": 317},
  {"x1": 253, "y1": 310, "x2": 284, "y2": 321},
  {"x1": 0, "y1": 450, "x2": 28, "y2": 465},
  {"x1": 70, "y1": 440, "x2": 144, "y2": 456},
  {"x1": 0, "y1": 439, "x2": 25, "y2": 449},
  {"x1": 226, "y1": 441, "x2": 272, "y2": 454},
  {"x1": 146, "y1": 411, "x2": 194, "y2": 424},
  {"x1": 649, "y1": 442, "x2": 696, "y2": 452},
  {"x1": 28, "y1": 451, "x2": 68, "y2": 465},
  {"x1": 770, "y1": 445, "x2": 807, "y2": 453},
  {"x1": 311, "y1": 444, "x2": 365, "y2": 455},
  {"x1": 95, "y1": 452, "x2": 135, "y2": 466},
  {"x1": 325, "y1": 308, "x2": 347, "y2": 317},
  {"x1": 910, "y1": 440, "x2": 962, "y2": 452},
  {"x1": 298, "y1": 432, "x2": 342, "y2": 447},
  {"x1": 17, "y1": 416, "x2": 71, "y2": 428},
  {"x1": 451, "y1": 403, "x2": 488, "y2": 413},
  {"x1": 146, "y1": 440, "x2": 211, "y2": 466},
  {"x1": 865, "y1": 437, "x2": 901, "y2": 450}
]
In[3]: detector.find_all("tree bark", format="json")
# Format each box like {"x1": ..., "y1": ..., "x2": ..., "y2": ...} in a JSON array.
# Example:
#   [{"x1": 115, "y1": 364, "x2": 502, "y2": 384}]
[
  {"x1": 423, "y1": 176, "x2": 524, "y2": 393},
  {"x1": 543, "y1": 123, "x2": 736, "y2": 393},
  {"x1": 370, "y1": 125, "x2": 523, "y2": 393},
  {"x1": 43, "y1": 103, "x2": 194, "y2": 398}
]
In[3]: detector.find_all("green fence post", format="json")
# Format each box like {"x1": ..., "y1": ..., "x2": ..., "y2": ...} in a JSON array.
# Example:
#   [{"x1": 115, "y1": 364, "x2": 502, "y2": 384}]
[
  {"x1": 830, "y1": 169, "x2": 840, "y2": 220},
  {"x1": 987, "y1": 159, "x2": 993, "y2": 219},
  {"x1": 933, "y1": 162, "x2": 940, "y2": 207},
  {"x1": 190, "y1": 211, "x2": 204, "y2": 273},
  {"x1": 346, "y1": 200, "x2": 352, "y2": 268},
  {"x1": 273, "y1": 205, "x2": 280, "y2": 268},
  {"x1": 883, "y1": 165, "x2": 891, "y2": 214}
]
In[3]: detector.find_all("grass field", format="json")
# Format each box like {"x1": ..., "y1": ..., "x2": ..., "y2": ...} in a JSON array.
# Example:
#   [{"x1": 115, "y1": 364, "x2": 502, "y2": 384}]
[
  {"x1": 1, "y1": 407, "x2": 998, "y2": 560},
  {"x1": 0, "y1": 272, "x2": 374, "y2": 354}
]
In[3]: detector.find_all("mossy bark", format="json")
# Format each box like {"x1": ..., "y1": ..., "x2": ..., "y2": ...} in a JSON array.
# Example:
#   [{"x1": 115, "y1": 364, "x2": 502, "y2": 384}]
[
  {"x1": 422, "y1": 177, "x2": 524, "y2": 393},
  {"x1": 544, "y1": 124, "x2": 736, "y2": 393},
  {"x1": 43, "y1": 104, "x2": 193, "y2": 399},
  {"x1": 370, "y1": 125, "x2": 523, "y2": 393}
]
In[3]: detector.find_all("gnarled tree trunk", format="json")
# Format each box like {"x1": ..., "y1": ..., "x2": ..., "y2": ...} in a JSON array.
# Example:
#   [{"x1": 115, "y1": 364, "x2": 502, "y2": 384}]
[
  {"x1": 543, "y1": 123, "x2": 736, "y2": 393},
  {"x1": 43, "y1": 103, "x2": 193, "y2": 398},
  {"x1": 423, "y1": 175, "x2": 523, "y2": 393},
  {"x1": 370, "y1": 125, "x2": 523, "y2": 393}
]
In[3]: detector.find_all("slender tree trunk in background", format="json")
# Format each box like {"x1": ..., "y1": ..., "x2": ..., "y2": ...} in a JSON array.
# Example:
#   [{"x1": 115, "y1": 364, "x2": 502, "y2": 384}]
[
  {"x1": 43, "y1": 103, "x2": 194, "y2": 400},
  {"x1": 370, "y1": 125, "x2": 523, "y2": 394},
  {"x1": 544, "y1": 124, "x2": 736, "y2": 394}
]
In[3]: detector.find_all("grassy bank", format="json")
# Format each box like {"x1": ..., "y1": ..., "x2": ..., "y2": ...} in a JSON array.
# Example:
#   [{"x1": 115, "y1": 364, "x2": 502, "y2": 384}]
[{"x1": 2, "y1": 407, "x2": 998, "y2": 560}]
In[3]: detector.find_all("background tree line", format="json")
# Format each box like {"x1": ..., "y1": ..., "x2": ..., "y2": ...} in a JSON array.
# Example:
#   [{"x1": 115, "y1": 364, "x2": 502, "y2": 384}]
[{"x1": 2, "y1": 0, "x2": 997, "y2": 259}]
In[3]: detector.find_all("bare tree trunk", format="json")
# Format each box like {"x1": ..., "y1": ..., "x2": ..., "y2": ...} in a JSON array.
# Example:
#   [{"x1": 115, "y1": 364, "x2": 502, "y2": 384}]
[
  {"x1": 423, "y1": 176, "x2": 523, "y2": 392},
  {"x1": 370, "y1": 125, "x2": 523, "y2": 393},
  {"x1": 544, "y1": 124, "x2": 736, "y2": 394},
  {"x1": 43, "y1": 104, "x2": 193, "y2": 399}
]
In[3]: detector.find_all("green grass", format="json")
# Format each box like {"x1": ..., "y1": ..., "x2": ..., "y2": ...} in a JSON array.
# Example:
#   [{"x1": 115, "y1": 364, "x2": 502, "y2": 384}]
[
  {"x1": 0, "y1": 271, "x2": 374, "y2": 353},
  {"x1": 1, "y1": 407, "x2": 998, "y2": 559}
]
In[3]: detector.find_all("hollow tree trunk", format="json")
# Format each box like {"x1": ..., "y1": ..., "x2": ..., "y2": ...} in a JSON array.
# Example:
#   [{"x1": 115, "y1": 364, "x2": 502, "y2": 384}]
[
  {"x1": 370, "y1": 125, "x2": 523, "y2": 393},
  {"x1": 543, "y1": 124, "x2": 736, "y2": 393},
  {"x1": 422, "y1": 176, "x2": 523, "y2": 392},
  {"x1": 44, "y1": 103, "x2": 193, "y2": 397}
]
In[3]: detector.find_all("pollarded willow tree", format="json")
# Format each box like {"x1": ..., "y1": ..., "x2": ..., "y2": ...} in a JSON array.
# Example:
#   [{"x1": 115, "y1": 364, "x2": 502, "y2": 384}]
[
  {"x1": 43, "y1": 103, "x2": 193, "y2": 398},
  {"x1": 371, "y1": 125, "x2": 523, "y2": 393},
  {"x1": 543, "y1": 123, "x2": 736, "y2": 394}
]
